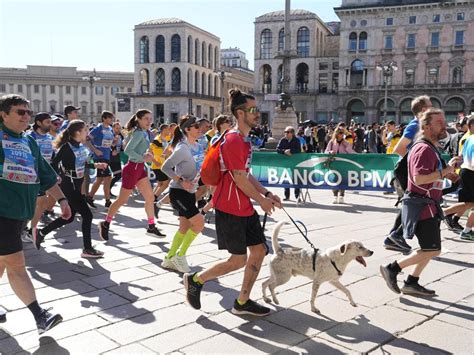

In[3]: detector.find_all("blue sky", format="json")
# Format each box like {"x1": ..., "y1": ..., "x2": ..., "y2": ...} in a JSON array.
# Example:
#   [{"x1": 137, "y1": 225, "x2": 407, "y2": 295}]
[{"x1": 0, "y1": 0, "x2": 341, "y2": 72}]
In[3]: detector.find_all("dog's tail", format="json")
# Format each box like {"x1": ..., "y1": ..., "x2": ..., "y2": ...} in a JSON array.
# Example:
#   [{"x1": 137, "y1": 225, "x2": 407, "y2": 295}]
[{"x1": 272, "y1": 221, "x2": 286, "y2": 253}]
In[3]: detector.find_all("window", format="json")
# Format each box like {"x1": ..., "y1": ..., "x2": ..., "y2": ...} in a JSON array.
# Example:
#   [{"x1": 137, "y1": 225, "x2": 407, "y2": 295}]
[
  {"x1": 111, "y1": 86, "x2": 119, "y2": 95},
  {"x1": 332, "y1": 62, "x2": 339, "y2": 70},
  {"x1": 409, "y1": 16, "x2": 416, "y2": 24},
  {"x1": 155, "y1": 69, "x2": 165, "y2": 93},
  {"x1": 455, "y1": 31, "x2": 464, "y2": 46},
  {"x1": 171, "y1": 68, "x2": 181, "y2": 92},
  {"x1": 50, "y1": 85, "x2": 55, "y2": 94},
  {"x1": 319, "y1": 62, "x2": 328, "y2": 70},
  {"x1": 81, "y1": 86, "x2": 87, "y2": 95},
  {"x1": 0, "y1": 84, "x2": 6, "y2": 92},
  {"x1": 262, "y1": 64, "x2": 272, "y2": 93},
  {"x1": 208, "y1": 73, "x2": 212, "y2": 96},
  {"x1": 297, "y1": 27, "x2": 310, "y2": 57},
  {"x1": 260, "y1": 29, "x2": 272, "y2": 59},
  {"x1": 457, "y1": 12, "x2": 464, "y2": 21},
  {"x1": 127, "y1": 88, "x2": 132, "y2": 93},
  {"x1": 97, "y1": 103, "x2": 103, "y2": 114},
  {"x1": 277, "y1": 65, "x2": 283, "y2": 93},
  {"x1": 405, "y1": 68, "x2": 415, "y2": 87},
  {"x1": 332, "y1": 73, "x2": 339, "y2": 93},
  {"x1": 171, "y1": 34, "x2": 181, "y2": 62},
  {"x1": 350, "y1": 59, "x2": 364, "y2": 88},
  {"x1": 155, "y1": 104, "x2": 164, "y2": 121},
  {"x1": 201, "y1": 42, "x2": 206, "y2": 69},
  {"x1": 81, "y1": 104, "x2": 87, "y2": 114},
  {"x1": 431, "y1": 32, "x2": 440, "y2": 47},
  {"x1": 33, "y1": 100, "x2": 40, "y2": 112},
  {"x1": 358, "y1": 32, "x2": 367, "y2": 51},
  {"x1": 278, "y1": 28, "x2": 285, "y2": 52},
  {"x1": 139, "y1": 36, "x2": 149, "y2": 63},
  {"x1": 49, "y1": 101, "x2": 56, "y2": 112},
  {"x1": 34, "y1": 85, "x2": 39, "y2": 93},
  {"x1": 319, "y1": 73, "x2": 328, "y2": 93},
  {"x1": 349, "y1": 32, "x2": 357, "y2": 51},
  {"x1": 65, "y1": 86, "x2": 71, "y2": 94},
  {"x1": 428, "y1": 67, "x2": 439, "y2": 85},
  {"x1": 187, "y1": 36, "x2": 192, "y2": 63},
  {"x1": 156, "y1": 35, "x2": 165, "y2": 63},
  {"x1": 360, "y1": 20, "x2": 367, "y2": 27},
  {"x1": 407, "y1": 34, "x2": 416, "y2": 49},
  {"x1": 17, "y1": 85, "x2": 23, "y2": 93},
  {"x1": 95, "y1": 86, "x2": 104, "y2": 95},
  {"x1": 140, "y1": 69, "x2": 149, "y2": 93},
  {"x1": 208, "y1": 44, "x2": 212, "y2": 68},
  {"x1": 452, "y1": 67, "x2": 462, "y2": 85},
  {"x1": 296, "y1": 63, "x2": 309, "y2": 93},
  {"x1": 194, "y1": 39, "x2": 199, "y2": 65},
  {"x1": 386, "y1": 18, "x2": 393, "y2": 26},
  {"x1": 433, "y1": 14, "x2": 440, "y2": 23},
  {"x1": 384, "y1": 35, "x2": 393, "y2": 49}
]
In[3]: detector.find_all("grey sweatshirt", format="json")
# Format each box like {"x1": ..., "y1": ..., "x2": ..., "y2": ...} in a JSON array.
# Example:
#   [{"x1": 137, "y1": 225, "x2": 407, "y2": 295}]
[{"x1": 161, "y1": 139, "x2": 198, "y2": 191}]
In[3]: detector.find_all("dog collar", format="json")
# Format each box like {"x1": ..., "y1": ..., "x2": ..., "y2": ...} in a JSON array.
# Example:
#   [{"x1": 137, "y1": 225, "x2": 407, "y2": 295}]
[{"x1": 330, "y1": 259, "x2": 342, "y2": 276}]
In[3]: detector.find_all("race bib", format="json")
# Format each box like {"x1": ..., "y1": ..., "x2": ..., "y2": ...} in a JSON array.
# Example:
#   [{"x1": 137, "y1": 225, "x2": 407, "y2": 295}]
[
  {"x1": 1, "y1": 135, "x2": 38, "y2": 184},
  {"x1": 101, "y1": 129, "x2": 114, "y2": 148},
  {"x1": 36, "y1": 136, "x2": 54, "y2": 163},
  {"x1": 69, "y1": 143, "x2": 89, "y2": 178}
]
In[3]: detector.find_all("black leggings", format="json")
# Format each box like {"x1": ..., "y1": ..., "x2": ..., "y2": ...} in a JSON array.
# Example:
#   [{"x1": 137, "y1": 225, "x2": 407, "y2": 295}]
[
  {"x1": 41, "y1": 180, "x2": 93, "y2": 249},
  {"x1": 109, "y1": 160, "x2": 122, "y2": 190}
]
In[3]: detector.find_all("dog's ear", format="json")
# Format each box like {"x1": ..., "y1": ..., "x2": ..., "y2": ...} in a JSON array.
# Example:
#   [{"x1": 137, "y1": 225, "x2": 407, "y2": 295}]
[{"x1": 340, "y1": 243, "x2": 347, "y2": 255}]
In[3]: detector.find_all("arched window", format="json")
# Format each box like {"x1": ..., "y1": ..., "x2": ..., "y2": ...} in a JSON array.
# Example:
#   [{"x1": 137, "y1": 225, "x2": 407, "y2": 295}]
[
  {"x1": 214, "y1": 47, "x2": 218, "y2": 71},
  {"x1": 187, "y1": 35, "x2": 192, "y2": 63},
  {"x1": 277, "y1": 64, "x2": 283, "y2": 93},
  {"x1": 195, "y1": 39, "x2": 200, "y2": 65},
  {"x1": 171, "y1": 68, "x2": 181, "y2": 92},
  {"x1": 400, "y1": 98, "x2": 413, "y2": 123},
  {"x1": 214, "y1": 76, "x2": 218, "y2": 97},
  {"x1": 171, "y1": 34, "x2": 181, "y2": 62},
  {"x1": 195, "y1": 71, "x2": 200, "y2": 94},
  {"x1": 297, "y1": 27, "x2": 310, "y2": 57},
  {"x1": 208, "y1": 73, "x2": 212, "y2": 96},
  {"x1": 261, "y1": 64, "x2": 272, "y2": 93},
  {"x1": 140, "y1": 69, "x2": 149, "y2": 93},
  {"x1": 350, "y1": 59, "x2": 364, "y2": 88},
  {"x1": 430, "y1": 98, "x2": 442, "y2": 108},
  {"x1": 349, "y1": 32, "x2": 357, "y2": 51},
  {"x1": 278, "y1": 28, "x2": 285, "y2": 52},
  {"x1": 404, "y1": 68, "x2": 415, "y2": 87},
  {"x1": 347, "y1": 99, "x2": 365, "y2": 123},
  {"x1": 377, "y1": 98, "x2": 396, "y2": 121},
  {"x1": 296, "y1": 63, "x2": 309, "y2": 93},
  {"x1": 428, "y1": 67, "x2": 439, "y2": 85},
  {"x1": 139, "y1": 36, "x2": 149, "y2": 63},
  {"x1": 201, "y1": 72, "x2": 206, "y2": 95},
  {"x1": 155, "y1": 68, "x2": 165, "y2": 93},
  {"x1": 260, "y1": 29, "x2": 272, "y2": 59},
  {"x1": 187, "y1": 69, "x2": 192, "y2": 92},
  {"x1": 452, "y1": 66, "x2": 462, "y2": 85},
  {"x1": 359, "y1": 32, "x2": 367, "y2": 51},
  {"x1": 445, "y1": 97, "x2": 465, "y2": 122},
  {"x1": 155, "y1": 35, "x2": 164, "y2": 63},
  {"x1": 201, "y1": 41, "x2": 206, "y2": 68},
  {"x1": 208, "y1": 44, "x2": 212, "y2": 69}
]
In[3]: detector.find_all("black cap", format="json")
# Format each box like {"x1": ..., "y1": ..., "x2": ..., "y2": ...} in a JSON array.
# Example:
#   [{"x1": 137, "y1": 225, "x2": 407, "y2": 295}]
[
  {"x1": 34, "y1": 112, "x2": 51, "y2": 123},
  {"x1": 64, "y1": 105, "x2": 80, "y2": 116}
]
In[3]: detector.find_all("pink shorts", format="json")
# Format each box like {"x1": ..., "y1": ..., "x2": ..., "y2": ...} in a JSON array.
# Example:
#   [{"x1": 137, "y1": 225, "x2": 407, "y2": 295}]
[{"x1": 122, "y1": 161, "x2": 148, "y2": 190}]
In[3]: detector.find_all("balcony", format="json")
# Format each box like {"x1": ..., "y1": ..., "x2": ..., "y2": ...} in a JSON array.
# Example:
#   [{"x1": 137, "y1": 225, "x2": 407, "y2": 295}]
[
  {"x1": 117, "y1": 91, "x2": 221, "y2": 101},
  {"x1": 426, "y1": 46, "x2": 439, "y2": 53},
  {"x1": 452, "y1": 44, "x2": 464, "y2": 52}
]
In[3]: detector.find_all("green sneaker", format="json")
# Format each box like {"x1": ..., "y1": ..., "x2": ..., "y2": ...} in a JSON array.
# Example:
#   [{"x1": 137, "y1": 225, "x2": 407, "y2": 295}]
[{"x1": 460, "y1": 230, "x2": 474, "y2": 241}]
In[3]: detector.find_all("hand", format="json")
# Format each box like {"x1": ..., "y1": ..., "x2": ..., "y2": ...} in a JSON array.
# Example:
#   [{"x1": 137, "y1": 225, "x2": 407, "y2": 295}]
[
  {"x1": 266, "y1": 192, "x2": 282, "y2": 209},
  {"x1": 448, "y1": 156, "x2": 462, "y2": 168},
  {"x1": 328, "y1": 150, "x2": 334, "y2": 155},
  {"x1": 59, "y1": 199, "x2": 72, "y2": 220},
  {"x1": 443, "y1": 165, "x2": 455, "y2": 177},
  {"x1": 180, "y1": 179, "x2": 194, "y2": 192},
  {"x1": 57, "y1": 176, "x2": 62, "y2": 184},
  {"x1": 259, "y1": 197, "x2": 276, "y2": 215},
  {"x1": 143, "y1": 152, "x2": 154, "y2": 163},
  {"x1": 284, "y1": 149, "x2": 292, "y2": 156}
]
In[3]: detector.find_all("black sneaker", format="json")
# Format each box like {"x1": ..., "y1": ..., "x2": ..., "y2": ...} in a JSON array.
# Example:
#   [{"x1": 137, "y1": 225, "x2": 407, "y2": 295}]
[
  {"x1": 231, "y1": 299, "x2": 271, "y2": 316},
  {"x1": 146, "y1": 225, "x2": 165, "y2": 237},
  {"x1": 380, "y1": 264, "x2": 401, "y2": 294},
  {"x1": 40, "y1": 212, "x2": 51, "y2": 223},
  {"x1": 104, "y1": 200, "x2": 112, "y2": 208},
  {"x1": 86, "y1": 196, "x2": 97, "y2": 209},
  {"x1": 388, "y1": 231, "x2": 411, "y2": 251},
  {"x1": 383, "y1": 238, "x2": 409, "y2": 253},
  {"x1": 197, "y1": 199, "x2": 207, "y2": 209},
  {"x1": 33, "y1": 228, "x2": 45, "y2": 251},
  {"x1": 99, "y1": 221, "x2": 110, "y2": 241},
  {"x1": 401, "y1": 282, "x2": 436, "y2": 297},
  {"x1": 183, "y1": 273, "x2": 203, "y2": 310},
  {"x1": 36, "y1": 308, "x2": 63, "y2": 334},
  {"x1": 0, "y1": 306, "x2": 6, "y2": 323},
  {"x1": 444, "y1": 214, "x2": 462, "y2": 232},
  {"x1": 81, "y1": 247, "x2": 104, "y2": 259}
]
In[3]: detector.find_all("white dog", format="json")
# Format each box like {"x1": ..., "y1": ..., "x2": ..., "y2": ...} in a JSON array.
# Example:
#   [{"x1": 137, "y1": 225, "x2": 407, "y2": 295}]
[{"x1": 262, "y1": 221, "x2": 374, "y2": 313}]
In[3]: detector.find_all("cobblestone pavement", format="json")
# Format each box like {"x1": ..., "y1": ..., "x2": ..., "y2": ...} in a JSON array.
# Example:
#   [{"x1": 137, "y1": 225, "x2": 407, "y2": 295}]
[{"x1": 0, "y1": 188, "x2": 472, "y2": 354}]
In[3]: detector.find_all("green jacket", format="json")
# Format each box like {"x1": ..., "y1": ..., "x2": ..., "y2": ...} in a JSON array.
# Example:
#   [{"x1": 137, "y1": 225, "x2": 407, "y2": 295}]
[
  {"x1": 0, "y1": 123, "x2": 57, "y2": 221},
  {"x1": 124, "y1": 129, "x2": 150, "y2": 163}
]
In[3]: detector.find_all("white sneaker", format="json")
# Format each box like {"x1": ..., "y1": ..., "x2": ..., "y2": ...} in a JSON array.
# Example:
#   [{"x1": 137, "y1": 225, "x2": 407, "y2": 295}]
[
  {"x1": 174, "y1": 255, "x2": 191, "y2": 273},
  {"x1": 21, "y1": 230, "x2": 33, "y2": 243},
  {"x1": 338, "y1": 196, "x2": 345, "y2": 204},
  {"x1": 161, "y1": 257, "x2": 177, "y2": 271},
  {"x1": 332, "y1": 197, "x2": 338, "y2": 204}
]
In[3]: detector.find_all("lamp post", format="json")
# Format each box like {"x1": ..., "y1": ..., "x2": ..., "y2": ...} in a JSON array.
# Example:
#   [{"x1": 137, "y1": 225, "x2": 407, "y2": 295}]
[
  {"x1": 376, "y1": 61, "x2": 397, "y2": 122},
  {"x1": 82, "y1": 68, "x2": 101, "y2": 123},
  {"x1": 216, "y1": 70, "x2": 231, "y2": 113}
]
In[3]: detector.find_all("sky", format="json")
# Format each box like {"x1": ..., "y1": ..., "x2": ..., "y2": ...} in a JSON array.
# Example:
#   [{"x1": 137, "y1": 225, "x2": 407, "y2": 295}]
[{"x1": 0, "y1": 0, "x2": 341, "y2": 72}]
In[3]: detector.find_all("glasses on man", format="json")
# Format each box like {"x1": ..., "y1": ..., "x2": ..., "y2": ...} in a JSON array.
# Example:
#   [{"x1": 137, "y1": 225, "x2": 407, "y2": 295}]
[
  {"x1": 240, "y1": 107, "x2": 260, "y2": 114},
  {"x1": 15, "y1": 109, "x2": 33, "y2": 116},
  {"x1": 284, "y1": 130, "x2": 294, "y2": 134}
]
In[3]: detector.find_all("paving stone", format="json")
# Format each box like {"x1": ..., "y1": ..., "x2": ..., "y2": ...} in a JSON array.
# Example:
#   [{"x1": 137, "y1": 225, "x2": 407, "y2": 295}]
[
  {"x1": 82, "y1": 267, "x2": 156, "y2": 289},
  {"x1": 103, "y1": 343, "x2": 156, "y2": 354},
  {"x1": 371, "y1": 338, "x2": 449, "y2": 355},
  {"x1": 282, "y1": 337, "x2": 352, "y2": 354}
]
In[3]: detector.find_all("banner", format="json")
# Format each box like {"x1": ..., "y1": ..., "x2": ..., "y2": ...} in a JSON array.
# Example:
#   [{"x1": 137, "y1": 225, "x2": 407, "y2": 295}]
[{"x1": 251, "y1": 152, "x2": 399, "y2": 191}]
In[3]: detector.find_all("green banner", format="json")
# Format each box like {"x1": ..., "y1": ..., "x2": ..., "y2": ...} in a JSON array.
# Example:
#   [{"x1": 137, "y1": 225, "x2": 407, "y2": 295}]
[{"x1": 251, "y1": 152, "x2": 399, "y2": 191}]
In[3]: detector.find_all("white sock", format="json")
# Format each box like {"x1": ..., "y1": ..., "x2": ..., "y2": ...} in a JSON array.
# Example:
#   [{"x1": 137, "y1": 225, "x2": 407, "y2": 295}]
[{"x1": 463, "y1": 226, "x2": 472, "y2": 233}]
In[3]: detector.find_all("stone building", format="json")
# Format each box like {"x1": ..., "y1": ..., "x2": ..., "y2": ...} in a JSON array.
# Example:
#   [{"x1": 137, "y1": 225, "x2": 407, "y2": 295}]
[
  {"x1": 335, "y1": 0, "x2": 474, "y2": 123},
  {"x1": 118, "y1": 18, "x2": 222, "y2": 124},
  {"x1": 253, "y1": 10, "x2": 340, "y2": 126},
  {"x1": 0, "y1": 65, "x2": 133, "y2": 121},
  {"x1": 221, "y1": 47, "x2": 250, "y2": 69}
]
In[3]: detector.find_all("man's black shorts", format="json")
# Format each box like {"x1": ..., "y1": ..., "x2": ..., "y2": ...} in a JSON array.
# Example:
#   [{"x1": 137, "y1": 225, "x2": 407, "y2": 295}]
[
  {"x1": 95, "y1": 159, "x2": 112, "y2": 178},
  {"x1": 458, "y1": 168, "x2": 474, "y2": 202},
  {"x1": 0, "y1": 216, "x2": 26, "y2": 255},
  {"x1": 152, "y1": 169, "x2": 170, "y2": 182},
  {"x1": 169, "y1": 188, "x2": 199, "y2": 219},
  {"x1": 215, "y1": 209, "x2": 267, "y2": 255},
  {"x1": 415, "y1": 217, "x2": 441, "y2": 251}
]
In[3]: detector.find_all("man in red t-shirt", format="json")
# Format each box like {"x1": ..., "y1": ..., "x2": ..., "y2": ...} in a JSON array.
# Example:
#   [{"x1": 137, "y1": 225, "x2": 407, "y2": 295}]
[
  {"x1": 183, "y1": 89, "x2": 281, "y2": 316},
  {"x1": 381, "y1": 108, "x2": 460, "y2": 296}
]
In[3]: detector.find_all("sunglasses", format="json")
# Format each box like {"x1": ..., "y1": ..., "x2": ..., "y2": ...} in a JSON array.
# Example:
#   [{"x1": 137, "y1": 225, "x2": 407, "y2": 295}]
[
  {"x1": 284, "y1": 130, "x2": 294, "y2": 134},
  {"x1": 15, "y1": 109, "x2": 33, "y2": 116},
  {"x1": 240, "y1": 107, "x2": 260, "y2": 114}
]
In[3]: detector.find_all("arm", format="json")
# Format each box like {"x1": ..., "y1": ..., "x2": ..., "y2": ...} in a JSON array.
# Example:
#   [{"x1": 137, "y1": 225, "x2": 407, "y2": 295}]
[
  {"x1": 232, "y1": 170, "x2": 276, "y2": 215},
  {"x1": 161, "y1": 145, "x2": 186, "y2": 180},
  {"x1": 248, "y1": 174, "x2": 282, "y2": 207},
  {"x1": 124, "y1": 131, "x2": 144, "y2": 162},
  {"x1": 276, "y1": 139, "x2": 286, "y2": 154},
  {"x1": 290, "y1": 139, "x2": 301, "y2": 154},
  {"x1": 393, "y1": 137, "x2": 412, "y2": 157},
  {"x1": 325, "y1": 140, "x2": 333, "y2": 153}
]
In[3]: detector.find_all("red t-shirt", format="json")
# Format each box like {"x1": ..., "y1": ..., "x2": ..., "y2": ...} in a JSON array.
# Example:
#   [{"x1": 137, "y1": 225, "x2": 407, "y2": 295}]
[
  {"x1": 407, "y1": 142, "x2": 443, "y2": 220},
  {"x1": 212, "y1": 130, "x2": 254, "y2": 217}
]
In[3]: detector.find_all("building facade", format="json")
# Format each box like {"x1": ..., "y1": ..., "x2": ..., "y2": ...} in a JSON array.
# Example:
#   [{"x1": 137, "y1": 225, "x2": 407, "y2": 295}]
[
  {"x1": 117, "y1": 18, "x2": 222, "y2": 124},
  {"x1": 218, "y1": 67, "x2": 255, "y2": 114},
  {"x1": 253, "y1": 10, "x2": 339, "y2": 126},
  {"x1": 335, "y1": 0, "x2": 474, "y2": 123},
  {"x1": 221, "y1": 47, "x2": 250, "y2": 69},
  {"x1": 0, "y1": 65, "x2": 133, "y2": 121}
]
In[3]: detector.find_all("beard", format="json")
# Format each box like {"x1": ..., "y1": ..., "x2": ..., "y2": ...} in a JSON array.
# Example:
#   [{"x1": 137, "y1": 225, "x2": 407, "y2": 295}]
[
  {"x1": 437, "y1": 129, "x2": 448, "y2": 140},
  {"x1": 243, "y1": 114, "x2": 258, "y2": 129}
]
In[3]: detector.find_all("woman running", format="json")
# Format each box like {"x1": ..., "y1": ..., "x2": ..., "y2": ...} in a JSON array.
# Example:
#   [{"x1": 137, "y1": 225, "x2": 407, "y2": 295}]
[
  {"x1": 37, "y1": 120, "x2": 105, "y2": 258},
  {"x1": 99, "y1": 109, "x2": 165, "y2": 240},
  {"x1": 161, "y1": 115, "x2": 205, "y2": 273}
]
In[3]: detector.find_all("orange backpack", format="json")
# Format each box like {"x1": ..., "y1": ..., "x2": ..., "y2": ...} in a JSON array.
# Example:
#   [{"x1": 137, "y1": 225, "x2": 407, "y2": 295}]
[{"x1": 200, "y1": 130, "x2": 228, "y2": 186}]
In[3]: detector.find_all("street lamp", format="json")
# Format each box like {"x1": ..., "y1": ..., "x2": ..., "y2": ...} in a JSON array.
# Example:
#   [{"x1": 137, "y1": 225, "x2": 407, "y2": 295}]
[
  {"x1": 215, "y1": 70, "x2": 231, "y2": 113},
  {"x1": 82, "y1": 68, "x2": 101, "y2": 123},
  {"x1": 376, "y1": 61, "x2": 397, "y2": 122}
]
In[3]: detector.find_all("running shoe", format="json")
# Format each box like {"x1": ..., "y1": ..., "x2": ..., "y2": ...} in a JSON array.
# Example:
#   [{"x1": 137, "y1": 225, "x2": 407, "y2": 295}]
[
  {"x1": 36, "y1": 308, "x2": 63, "y2": 334},
  {"x1": 231, "y1": 299, "x2": 271, "y2": 316},
  {"x1": 387, "y1": 231, "x2": 411, "y2": 251},
  {"x1": 21, "y1": 229, "x2": 33, "y2": 243},
  {"x1": 380, "y1": 264, "x2": 401, "y2": 294},
  {"x1": 85, "y1": 196, "x2": 97, "y2": 209},
  {"x1": 175, "y1": 255, "x2": 191, "y2": 273},
  {"x1": 0, "y1": 306, "x2": 6, "y2": 323},
  {"x1": 32, "y1": 228, "x2": 45, "y2": 251},
  {"x1": 104, "y1": 200, "x2": 112, "y2": 208},
  {"x1": 444, "y1": 214, "x2": 463, "y2": 232},
  {"x1": 460, "y1": 230, "x2": 474, "y2": 241},
  {"x1": 81, "y1": 248, "x2": 104, "y2": 259},
  {"x1": 337, "y1": 196, "x2": 345, "y2": 204},
  {"x1": 99, "y1": 221, "x2": 110, "y2": 241},
  {"x1": 183, "y1": 272, "x2": 203, "y2": 310},
  {"x1": 401, "y1": 282, "x2": 436, "y2": 297},
  {"x1": 146, "y1": 225, "x2": 165, "y2": 237}
]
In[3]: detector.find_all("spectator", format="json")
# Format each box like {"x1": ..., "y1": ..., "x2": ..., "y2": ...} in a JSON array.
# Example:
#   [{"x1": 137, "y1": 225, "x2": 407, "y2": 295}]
[{"x1": 277, "y1": 126, "x2": 302, "y2": 201}]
